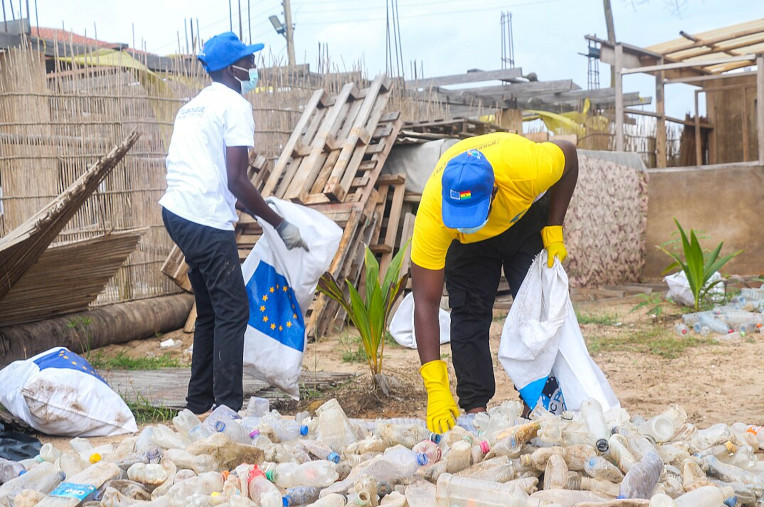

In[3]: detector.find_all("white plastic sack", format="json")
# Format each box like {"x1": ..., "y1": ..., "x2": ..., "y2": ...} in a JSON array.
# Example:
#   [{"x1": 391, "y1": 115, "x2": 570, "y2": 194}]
[
  {"x1": 498, "y1": 251, "x2": 619, "y2": 413},
  {"x1": 0, "y1": 347, "x2": 137, "y2": 436},
  {"x1": 241, "y1": 198, "x2": 342, "y2": 399},
  {"x1": 388, "y1": 292, "x2": 450, "y2": 349},
  {"x1": 665, "y1": 270, "x2": 724, "y2": 307}
]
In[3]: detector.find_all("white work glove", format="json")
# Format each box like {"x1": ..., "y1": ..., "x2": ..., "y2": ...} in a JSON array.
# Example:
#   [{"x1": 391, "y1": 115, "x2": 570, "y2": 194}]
[{"x1": 276, "y1": 220, "x2": 309, "y2": 251}]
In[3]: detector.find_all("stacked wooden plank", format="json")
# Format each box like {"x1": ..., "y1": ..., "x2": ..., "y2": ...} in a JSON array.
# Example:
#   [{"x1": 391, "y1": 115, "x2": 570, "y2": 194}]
[{"x1": 164, "y1": 75, "x2": 404, "y2": 339}]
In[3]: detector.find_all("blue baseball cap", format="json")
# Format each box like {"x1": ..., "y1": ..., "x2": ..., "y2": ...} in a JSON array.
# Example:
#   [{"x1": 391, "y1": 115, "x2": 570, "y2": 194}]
[
  {"x1": 197, "y1": 32, "x2": 264, "y2": 72},
  {"x1": 441, "y1": 149, "x2": 495, "y2": 229}
]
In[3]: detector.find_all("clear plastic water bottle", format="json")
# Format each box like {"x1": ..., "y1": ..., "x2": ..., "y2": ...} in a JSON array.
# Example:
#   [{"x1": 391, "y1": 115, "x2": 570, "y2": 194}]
[
  {"x1": 696, "y1": 313, "x2": 731, "y2": 335},
  {"x1": 580, "y1": 398, "x2": 610, "y2": 452},
  {"x1": 583, "y1": 455, "x2": 624, "y2": 483},
  {"x1": 376, "y1": 422, "x2": 440, "y2": 448},
  {"x1": 271, "y1": 419, "x2": 301, "y2": 443},
  {"x1": 244, "y1": 466, "x2": 282, "y2": 507},
  {"x1": 126, "y1": 463, "x2": 169, "y2": 487},
  {"x1": 314, "y1": 399, "x2": 357, "y2": 452},
  {"x1": 245, "y1": 397, "x2": 270, "y2": 417},
  {"x1": 45, "y1": 461, "x2": 121, "y2": 507},
  {"x1": 283, "y1": 486, "x2": 320, "y2": 506},
  {"x1": 455, "y1": 413, "x2": 478, "y2": 435},
  {"x1": 298, "y1": 439, "x2": 340, "y2": 464},
  {"x1": 618, "y1": 451, "x2": 663, "y2": 499},
  {"x1": 0, "y1": 462, "x2": 63, "y2": 502},
  {"x1": 167, "y1": 471, "x2": 224, "y2": 502},
  {"x1": 0, "y1": 456, "x2": 26, "y2": 483},
  {"x1": 674, "y1": 485, "x2": 735, "y2": 507},
  {"x1": 173, "y1": 409, "x2": 212, "y2": 441},
  {"x1": 380, "y1": 448, "x2": 428, "y2": 478},
  {"x1": 151, "y1": 424, "x2": 191, "y2": 450},
  {"x1": 204, "y1": 406, "x2": 250, "y2": 445},
  {"x1": 265, "y1": 460, "x2": 338, "y2": 488}
]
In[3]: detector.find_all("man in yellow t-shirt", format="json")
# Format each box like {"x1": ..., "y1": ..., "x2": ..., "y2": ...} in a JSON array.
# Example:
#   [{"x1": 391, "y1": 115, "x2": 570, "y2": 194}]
[{"x1": 411, "y1": 132, "x2": 578, "y2": 433}]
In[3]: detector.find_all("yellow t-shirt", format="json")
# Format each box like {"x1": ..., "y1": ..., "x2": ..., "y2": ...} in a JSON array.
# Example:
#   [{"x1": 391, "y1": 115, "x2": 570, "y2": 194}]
[{"x1": 411, "y1": 133, "x2": 565, "y2": 270}]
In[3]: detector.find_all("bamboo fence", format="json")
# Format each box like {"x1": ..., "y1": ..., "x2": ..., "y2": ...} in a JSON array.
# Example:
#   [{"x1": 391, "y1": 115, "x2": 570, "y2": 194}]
[{"x1": 0, "y1": 37, "x2": 448, "y2": 309}]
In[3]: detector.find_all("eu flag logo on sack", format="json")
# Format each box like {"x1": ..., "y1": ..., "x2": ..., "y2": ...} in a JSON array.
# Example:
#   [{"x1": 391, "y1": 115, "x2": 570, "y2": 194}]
[
  {"x1": 246, "y1": 261, "x2": 305, "y2": 352},
  {"x1": 34, "y1": 348, "x2": 107, "y2": 385}
]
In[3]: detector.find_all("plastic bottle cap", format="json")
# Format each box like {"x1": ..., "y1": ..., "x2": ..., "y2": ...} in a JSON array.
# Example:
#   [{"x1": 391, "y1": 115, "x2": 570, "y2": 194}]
[
  {"x1": 327, "y1": 452, "x2": 340, "y2": 464},
  {"x1": 211, "y1": 492, "x2": 220, "y2": 497},
  {"x1": 300, "y1": 425, "x2": 309, "y2": 436},
  {"x1": 479, "y1": 440, "x2": 490, "y2": 454},
  {"x1": 265, "y1": 470, "x2": 274, "y2": 482},
  {"x1": 282, "y1": 497, "x2": 290, "y2": 507},
  {"x1": 18, "y1": 470, "x2": 26, "y2": 476},
  {"x1": 416, "y1": 452, "x2": 428, "y2": 466},
  {"x1": 429, "y1": 432, "x2": 442, "y2": 444},
  {"x1": 89, "y1": 453, "x2": 102, "y2": 464},
  {"x1": 596, "y1": 439, "x2": 609, "y2": 453},
  {"x1": 215, "y1": 421, "x2": 226, "y2": 432},
  {"x1": 249, "y1": 429, "x2": 260, "y2": 439}
]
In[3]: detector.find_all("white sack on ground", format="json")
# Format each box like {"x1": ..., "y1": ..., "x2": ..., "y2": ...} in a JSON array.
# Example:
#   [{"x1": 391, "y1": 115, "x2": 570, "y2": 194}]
[
  {"x1": 0, "y1": 347, "x2": 137, "y2": 436},
  {"x1": 241, "y1": 198, "x2": 342, "y2": 399}
]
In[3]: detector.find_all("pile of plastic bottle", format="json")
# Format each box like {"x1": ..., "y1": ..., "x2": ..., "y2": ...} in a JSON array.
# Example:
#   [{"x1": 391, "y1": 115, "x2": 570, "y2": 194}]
[
  {"x1": 673, "y1": 287, "x2": 764, "y2": 339},
  {"x1": 1, "y1": 395, "x2": 764, "y2": 507}
]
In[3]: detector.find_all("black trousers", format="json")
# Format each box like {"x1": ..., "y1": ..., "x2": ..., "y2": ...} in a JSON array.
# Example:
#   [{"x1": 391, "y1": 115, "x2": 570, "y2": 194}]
[
  {"x1": 445, "y1": 195, "x2": 549, "y2": 411},
  {"x1": 162, "y1": 208, "x2": 248, "y2": 413}
]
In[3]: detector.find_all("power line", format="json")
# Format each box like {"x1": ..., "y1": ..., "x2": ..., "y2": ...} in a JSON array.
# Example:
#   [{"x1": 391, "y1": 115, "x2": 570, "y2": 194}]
[{"x1": 297, "y1": 0, "x2": 575, "y2": 25}]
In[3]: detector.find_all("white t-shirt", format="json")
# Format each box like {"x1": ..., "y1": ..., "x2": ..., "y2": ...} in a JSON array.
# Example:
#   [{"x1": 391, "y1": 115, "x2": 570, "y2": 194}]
[{"x1": 159, "y1": 82, "x2": 255, "y2": 230}]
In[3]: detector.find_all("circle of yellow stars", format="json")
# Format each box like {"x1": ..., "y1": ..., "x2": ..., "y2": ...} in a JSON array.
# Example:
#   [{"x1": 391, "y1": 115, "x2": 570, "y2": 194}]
[{"x1": 259, "y1": 283, "x2": 299, "y2": 332}]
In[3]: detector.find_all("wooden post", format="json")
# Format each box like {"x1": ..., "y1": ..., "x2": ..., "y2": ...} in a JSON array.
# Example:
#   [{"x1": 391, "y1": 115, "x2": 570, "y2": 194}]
[
  {"x1": 695, "y1": 90, "x2": 702, "y2": 166},
  {"x1": 742, "y1": 86, "x2": 749, "y2": 162},
  {"x1": 615, "y1": 43, "x2": 624, "y2": 152},
  {"x1": 757, "y1": 55, "x2": 764, "y2": 164},
  {"x1": 655, "y1": 59, "x2": 666, "y2": 168}
]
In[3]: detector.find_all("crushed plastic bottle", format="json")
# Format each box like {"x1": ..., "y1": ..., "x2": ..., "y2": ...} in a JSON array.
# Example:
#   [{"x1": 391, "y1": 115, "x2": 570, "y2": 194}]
[
  {"x1": 18, "y1": 397, "x2": 764, "y2": 506},
  {"x1": 618, "y1": 451, "x2": 664, "y2": 499}
]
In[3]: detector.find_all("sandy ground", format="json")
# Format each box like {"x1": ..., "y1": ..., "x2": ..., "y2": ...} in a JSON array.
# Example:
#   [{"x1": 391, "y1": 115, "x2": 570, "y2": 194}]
[{"x1": 33, "y1": 287, "x2": 764, "y2": 452}]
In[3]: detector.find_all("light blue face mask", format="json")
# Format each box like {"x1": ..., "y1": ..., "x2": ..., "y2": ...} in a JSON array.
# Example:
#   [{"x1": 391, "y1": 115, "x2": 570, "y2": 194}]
[
  {"x1": 457, "y1": 217, "x2": 488, "y2": 235},
  {"x1": 232, "y1": 65, "x2": 259, "y2": 94}
]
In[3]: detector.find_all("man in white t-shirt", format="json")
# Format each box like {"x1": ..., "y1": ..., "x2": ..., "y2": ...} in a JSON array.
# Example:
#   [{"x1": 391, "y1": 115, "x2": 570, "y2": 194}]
[{"x1": 160, "y1": 32, "x2": 307, "y2": 414}]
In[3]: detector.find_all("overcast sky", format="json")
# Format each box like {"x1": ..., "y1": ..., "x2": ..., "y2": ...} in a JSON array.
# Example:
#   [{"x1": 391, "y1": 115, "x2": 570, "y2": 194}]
[{"x1": 16, "y1": 0, "x2": 764, "y2": 117}]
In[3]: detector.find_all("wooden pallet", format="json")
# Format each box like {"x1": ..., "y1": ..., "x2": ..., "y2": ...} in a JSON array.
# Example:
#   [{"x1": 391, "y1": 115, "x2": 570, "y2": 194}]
[
  {"x1": 161, "y1": 76, "x2": 403, "y2": 340},
  {"x1": 400, "y1": 117, "x2": 509, "y2": 141}
]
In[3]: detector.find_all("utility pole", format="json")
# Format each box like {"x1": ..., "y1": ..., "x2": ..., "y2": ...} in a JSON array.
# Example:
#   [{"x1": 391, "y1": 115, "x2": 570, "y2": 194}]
[
  {"x1": 283, "y1": 0, "x2": 295, "y2": 67},
  {"x1": 603, "y1": 0, "x2": 616, "y2": 87}
]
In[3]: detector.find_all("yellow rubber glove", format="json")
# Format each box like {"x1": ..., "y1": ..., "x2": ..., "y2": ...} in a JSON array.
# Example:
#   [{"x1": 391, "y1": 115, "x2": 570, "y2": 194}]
[
  {"x1": 541, "y1": 225, "x2": 567, "y2": 268},
  {"x1": 419, "y1": 360, "x2": 459, "y2": 434}
]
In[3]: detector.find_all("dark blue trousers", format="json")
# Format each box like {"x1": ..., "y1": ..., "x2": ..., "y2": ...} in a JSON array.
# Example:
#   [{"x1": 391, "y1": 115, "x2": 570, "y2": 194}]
[
  {"x1": 162, "y1": 207, "x2": 248, "y2": 413},
  {"x1": 444, "y1": 195, "x2": 549, "y2": 412}
]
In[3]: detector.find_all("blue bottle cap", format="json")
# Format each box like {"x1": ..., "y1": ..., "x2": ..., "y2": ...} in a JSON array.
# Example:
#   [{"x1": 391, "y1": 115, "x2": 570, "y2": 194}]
[
  {"x1": 215, "y1": 420, "x2": 226, "y2": 432},
  {"x1": 18, "y1": 470, "x2": 26, "y2": 476},
  {"x1": 300, "y1": 425, "x2": 308, "y2": 436},
  {"x1": 327, "y1": 452, "x2": 340, "y2": 464},
  {"x1": 282, "y1": 496, "x2": 290, "y2": 507},
  {"x1": 429, "y1": 432, "x2": 442, "y2": 444},
  {"x1": 416, "y1": 452, "x2": 428, "y2": 466}
]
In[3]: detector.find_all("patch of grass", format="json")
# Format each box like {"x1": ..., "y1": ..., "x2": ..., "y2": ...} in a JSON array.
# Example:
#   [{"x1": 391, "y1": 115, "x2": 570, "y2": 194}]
[
  {"x1": 576, "y1": 311, "x2": 619, "y2": 326},
  {"x1": 123, "y1": 394, "x2": 175, "y2": 424},
  {"x1": 585, "y1": 327, "x2": 713, "y2": 359},
  {"x1": 339, "y1": 333, "x2": 367, "y2": 363},
  {"x1": 90, "y1": 351, "x2": 181, "y2": 370},
  {"x1": 300, "y1": 382, "x2": 324, "y2": 401}
]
